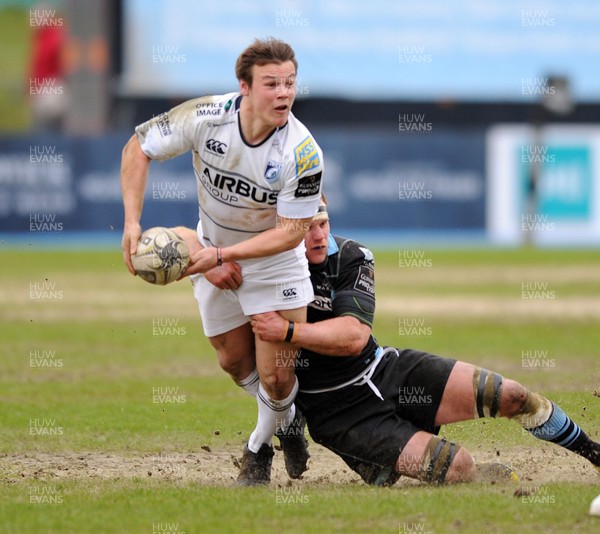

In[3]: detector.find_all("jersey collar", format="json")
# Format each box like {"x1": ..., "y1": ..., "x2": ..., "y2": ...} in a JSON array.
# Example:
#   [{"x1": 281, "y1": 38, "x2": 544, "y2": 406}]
[{"x1": 327, "y1": 233, "x2": 338, "y2": 256}]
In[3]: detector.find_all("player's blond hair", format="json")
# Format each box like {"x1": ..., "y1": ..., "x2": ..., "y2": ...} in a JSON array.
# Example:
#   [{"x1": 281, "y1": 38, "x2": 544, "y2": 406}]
[{"x1": 235, "y1": 38, "x2": 297, "y2": 86}]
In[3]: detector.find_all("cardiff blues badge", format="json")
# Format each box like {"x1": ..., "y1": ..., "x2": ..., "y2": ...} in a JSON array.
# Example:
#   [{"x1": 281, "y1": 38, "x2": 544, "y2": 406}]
[{"x1": 264, "y1": 160, "x2": 283, "y2": 184}]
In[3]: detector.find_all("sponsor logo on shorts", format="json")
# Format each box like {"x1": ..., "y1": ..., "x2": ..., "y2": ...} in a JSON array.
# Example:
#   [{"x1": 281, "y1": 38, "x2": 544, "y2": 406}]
[
  {"x1": 294, "y1": 135, "x2": 320, "y2": 175},
  {"x1": 277, "y1": 282, "x2": 302, "y2": 301},
  {"x1": 205, "y1": 138, "x2": 227, "y2": 155},
  {"x1": 294, "y1": 171, "x2": 322, "y2": 198}
]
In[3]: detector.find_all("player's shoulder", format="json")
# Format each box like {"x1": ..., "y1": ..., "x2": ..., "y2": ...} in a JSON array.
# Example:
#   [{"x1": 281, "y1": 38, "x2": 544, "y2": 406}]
[
  {"x1": 285, "y1": 112, "x2": 321, "y2": 148},
  {"x1": 333, "y1": 235, "x2": 374, "y2": 266},
  {"x1": 182, "y1": 92, "x2": 239, "y2": 121},
  {"x1": 328, "y1": 235, "x2": 375, "y2": 295},
  {"x1": 185, "y1": 92, "x2": 238, "y2": 107},
  {"x1": 285, "y1": 112, "x2": 322, "y2": 177}
]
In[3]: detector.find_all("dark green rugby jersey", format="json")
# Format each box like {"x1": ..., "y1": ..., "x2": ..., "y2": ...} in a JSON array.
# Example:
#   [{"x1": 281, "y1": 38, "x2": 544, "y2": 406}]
[{"x1": 296, "y1": 234, "x2": 380, "y2": 391}]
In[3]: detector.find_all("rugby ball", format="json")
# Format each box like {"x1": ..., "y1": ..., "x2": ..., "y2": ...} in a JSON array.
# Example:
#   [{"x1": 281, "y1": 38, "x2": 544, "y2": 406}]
[
  {"x1": 590, "y1": 493, "x2": 600, "y2": 516},
  {"x1": 131, "y1": 227, "x2": 190, "y2": 285}
]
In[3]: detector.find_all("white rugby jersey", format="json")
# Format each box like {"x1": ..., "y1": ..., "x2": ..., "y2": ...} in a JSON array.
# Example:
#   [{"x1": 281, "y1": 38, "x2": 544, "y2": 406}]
[{"x1": 135, "y1": 92, "x2": 324, "y2": 251}]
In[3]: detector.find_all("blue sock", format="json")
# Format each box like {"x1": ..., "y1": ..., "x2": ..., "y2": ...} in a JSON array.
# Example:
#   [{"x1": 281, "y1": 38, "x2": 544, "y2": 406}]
[
  {"x1": 528, "y1": 403, "x2": 580, "y2": 446},
  {"x1": 528, "y1": 403, "x2": 599, "y2": 466}
]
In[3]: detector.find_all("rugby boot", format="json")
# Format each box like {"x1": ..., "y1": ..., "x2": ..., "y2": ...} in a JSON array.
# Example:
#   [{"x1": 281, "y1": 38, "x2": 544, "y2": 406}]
[
  {"x1": 355, "y1": 463, "x2": 401, "y2": 487},
  {"x1": 236, "y1": 443, "x2": 274, "y2": 486},
  {"x1": 475, "y1": 461, "x2": 520, "y2": 483},
  {"x1": 276, "y1": 410, "x2": 310, "y2": 479}
]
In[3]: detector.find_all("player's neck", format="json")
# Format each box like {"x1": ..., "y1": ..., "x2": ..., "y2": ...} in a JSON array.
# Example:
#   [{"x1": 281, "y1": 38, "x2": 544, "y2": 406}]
[{"x1": 238, "y1": 99, "x2": 276, "y2": 145}]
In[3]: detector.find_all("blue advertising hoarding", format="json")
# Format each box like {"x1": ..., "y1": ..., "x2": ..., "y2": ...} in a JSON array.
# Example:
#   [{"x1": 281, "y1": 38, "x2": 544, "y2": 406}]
[{"x1": 0, "y1": 127, "x2": 486, "y2": 244}]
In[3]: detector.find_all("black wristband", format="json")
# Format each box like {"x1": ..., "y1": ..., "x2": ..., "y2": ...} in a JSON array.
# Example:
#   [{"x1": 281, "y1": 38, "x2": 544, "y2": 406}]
[
  {"x1": 284, "y1": 321, "x2": 295, "y2": 342},
  {"x1": 216, "y1": 247, "x2": 223, "y2": 266}
]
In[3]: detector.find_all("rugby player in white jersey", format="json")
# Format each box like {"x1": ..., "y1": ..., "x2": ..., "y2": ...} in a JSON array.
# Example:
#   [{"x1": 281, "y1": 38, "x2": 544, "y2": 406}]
[{"x1": 121, "y1": 38, "x2": 322, "y2": 485}]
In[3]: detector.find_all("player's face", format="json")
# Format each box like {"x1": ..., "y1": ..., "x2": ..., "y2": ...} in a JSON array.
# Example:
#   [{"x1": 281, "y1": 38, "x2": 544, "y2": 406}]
[
  {"x1": 242, "y1": 61, "x2": 297, "y2": 128},
  {"x1": 305, "y1": 217, "x2": 330, "y2": 265}
]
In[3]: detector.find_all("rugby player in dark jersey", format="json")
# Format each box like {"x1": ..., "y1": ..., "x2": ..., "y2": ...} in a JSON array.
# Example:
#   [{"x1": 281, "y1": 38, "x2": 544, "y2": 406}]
[{"x1": 251, "y1": 198, "x2": 600, "y2": 485}]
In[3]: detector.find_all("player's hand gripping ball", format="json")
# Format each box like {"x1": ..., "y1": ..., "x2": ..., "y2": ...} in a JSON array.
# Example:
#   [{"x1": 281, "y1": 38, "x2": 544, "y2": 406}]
[{"x1": 131, "y1": 227, "x2": 190, "y2": 285}]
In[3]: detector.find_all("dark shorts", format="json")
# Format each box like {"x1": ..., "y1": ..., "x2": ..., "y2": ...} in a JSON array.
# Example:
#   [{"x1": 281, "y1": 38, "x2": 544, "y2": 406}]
[{"x1": 295, "y1": 348, "x2": 456, "y2": 485}]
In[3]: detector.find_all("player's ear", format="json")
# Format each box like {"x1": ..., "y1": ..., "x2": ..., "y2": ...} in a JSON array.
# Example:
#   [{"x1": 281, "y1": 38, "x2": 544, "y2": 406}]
[{"x1": 240, "y1": 79, "x2": 250, "y2": 96}]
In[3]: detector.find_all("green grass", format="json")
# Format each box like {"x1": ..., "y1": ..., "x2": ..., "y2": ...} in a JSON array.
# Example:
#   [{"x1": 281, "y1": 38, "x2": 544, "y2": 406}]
[
  {"x1": 0, "y1": 7, "x2": 31, "y2": 132},
  {"x1": 1, "y1": 247, "x2": 599, "y2": 532},
  {"x1": 376, "y1": 247, "x2": 600, "y2": 266},
  {"x1": 1, "y1": 481, "x2": 599, "y2": 534}
]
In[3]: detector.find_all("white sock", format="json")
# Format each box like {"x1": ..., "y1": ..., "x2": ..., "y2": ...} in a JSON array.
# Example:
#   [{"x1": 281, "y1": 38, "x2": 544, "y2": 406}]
[
  {"x1": 235, "y1": 368, "x2": 259, "y2": 398},
  {"x1": 247, "y1": 377, "x2": 298, "y2": 453}
]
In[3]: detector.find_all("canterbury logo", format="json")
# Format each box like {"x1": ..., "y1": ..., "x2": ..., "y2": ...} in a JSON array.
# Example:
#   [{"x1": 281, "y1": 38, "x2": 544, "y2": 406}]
[
  {"x1": 205, "y1": 139, "x2": 227, "y2": 155},
  {"x1": 282, "y1": 288, "x2": 297, "y2": 298}
]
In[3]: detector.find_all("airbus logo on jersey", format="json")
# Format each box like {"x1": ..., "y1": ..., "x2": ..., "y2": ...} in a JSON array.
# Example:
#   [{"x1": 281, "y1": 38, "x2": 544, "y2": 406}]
[
  {"x1": 205, "y1": 139, "x2": 227, "y2": 155},
  {"x1": 201, "y1": 167, "x2": 277, "y2": 205}
]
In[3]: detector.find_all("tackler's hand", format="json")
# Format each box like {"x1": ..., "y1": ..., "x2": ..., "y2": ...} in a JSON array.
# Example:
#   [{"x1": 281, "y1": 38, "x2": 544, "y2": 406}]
[{"x1": 251, "y1": 311, "x2": 288, "y2": 343}]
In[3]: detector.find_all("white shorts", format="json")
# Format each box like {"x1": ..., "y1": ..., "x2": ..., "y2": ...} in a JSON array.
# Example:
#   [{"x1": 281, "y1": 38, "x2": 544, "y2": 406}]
[{"x1": 190, "y1": 250, "x2": 314, "y2": 337}]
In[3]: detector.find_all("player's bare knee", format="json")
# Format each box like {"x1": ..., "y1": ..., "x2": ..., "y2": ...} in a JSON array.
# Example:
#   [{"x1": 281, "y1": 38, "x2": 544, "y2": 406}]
[
  {"x1": 214, "y1": 346, "x2": 255, "y2": 383},
  {"x1": 217, "y1": 353, "x2": 243, "y2": 379},
  {"x1": 445, "y1": 448, "x2": 476, "y2": 483},
  {"x1": 500, "y1": 379, "x2": 528, "y2": 418},
  {"x1": 208, "y1": 334, "x2": 227, "y2": 353}
]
